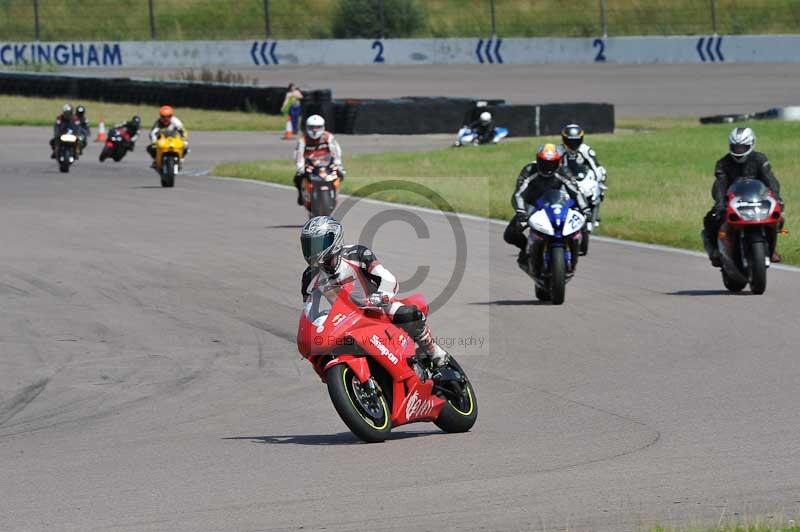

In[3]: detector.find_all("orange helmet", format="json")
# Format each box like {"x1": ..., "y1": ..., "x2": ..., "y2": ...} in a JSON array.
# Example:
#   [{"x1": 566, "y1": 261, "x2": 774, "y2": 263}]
[
  {"x1": 536, "y1": 143, "x2": 562, "y2": 177},
  {"x1": 159, "y1": 105, "x2": 174, "y2": 119}
]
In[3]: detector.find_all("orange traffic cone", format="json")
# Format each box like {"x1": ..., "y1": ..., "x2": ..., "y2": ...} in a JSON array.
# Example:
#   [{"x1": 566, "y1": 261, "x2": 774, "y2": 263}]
[
  {"x1": 282, "y1": 116, "x2": 294, "y2": 140},
  {"x1": 95, "y1": 118, "x2": 107, "y2": 142}
]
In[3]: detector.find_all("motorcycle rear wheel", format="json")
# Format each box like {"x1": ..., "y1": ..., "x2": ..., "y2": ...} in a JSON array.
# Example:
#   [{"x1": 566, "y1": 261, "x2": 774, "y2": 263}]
[
  {"x1": 748, "y1": 241, "x2": 767, "y2": 295},
  {"x1": 434, "y1": 357, "x2": 478, "y2": 434},
  {"x1": 326, "y1": 364, "x2": 391, "y2": 443}
]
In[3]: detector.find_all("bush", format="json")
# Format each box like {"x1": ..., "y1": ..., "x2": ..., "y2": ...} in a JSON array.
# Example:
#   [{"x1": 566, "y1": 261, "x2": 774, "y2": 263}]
[{"x1": 332, "y1": 0, "x2": 426, "y2": 38}]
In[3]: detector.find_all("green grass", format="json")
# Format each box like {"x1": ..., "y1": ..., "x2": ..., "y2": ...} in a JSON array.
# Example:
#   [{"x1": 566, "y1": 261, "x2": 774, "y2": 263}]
[
  {"x1": 214, "y1": 117, "x2": 800, "y2": 265},
  {"x1": 0, "y1": 96, "x2": 284, "y2": 131},
  {"x1": 0, "y1": 0, "x2": 798, "y2": 40}
]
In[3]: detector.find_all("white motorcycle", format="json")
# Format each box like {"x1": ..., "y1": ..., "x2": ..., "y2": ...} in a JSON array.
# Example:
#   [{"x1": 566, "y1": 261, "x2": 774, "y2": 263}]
[
  {"x1": 453, "y1": 126, "x2": 508, "y2": 147},
  {"x1": 571, "y1": 167, "x2": 607, "y2": 256}
]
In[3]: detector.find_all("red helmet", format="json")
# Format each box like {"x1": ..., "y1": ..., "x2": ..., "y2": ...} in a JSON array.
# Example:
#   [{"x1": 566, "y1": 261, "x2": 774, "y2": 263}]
[
  {"x1": 536, "y1": 143, "x2": 562, "y2": 177},
  {"x1": 159, "y1": 105, "x2": 174, "y2": 125}
]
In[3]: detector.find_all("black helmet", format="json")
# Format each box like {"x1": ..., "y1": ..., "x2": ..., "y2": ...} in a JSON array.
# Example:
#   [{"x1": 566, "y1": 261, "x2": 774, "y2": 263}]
[
  {"x1": 61, "y1": 103, "x2": 73, "y2": 119},
  {"x1": 76, "y1": 105, "x2": 86, "y2": 117},
  {"x1": 561, "y1": 123, "x2": 584, "y2": 151},
  {"x1": 131, "y1": 115, "x2": 141, "y2": 126}
]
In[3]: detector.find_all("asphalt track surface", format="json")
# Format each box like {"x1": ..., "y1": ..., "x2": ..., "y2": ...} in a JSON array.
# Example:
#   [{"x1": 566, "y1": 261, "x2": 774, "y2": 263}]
[
  {"x1": 2, "y1": 125, "x2": 800, "y2": 532},
  {"x1": 68, "y1": 63, "x2": 800, "y2": 117}
]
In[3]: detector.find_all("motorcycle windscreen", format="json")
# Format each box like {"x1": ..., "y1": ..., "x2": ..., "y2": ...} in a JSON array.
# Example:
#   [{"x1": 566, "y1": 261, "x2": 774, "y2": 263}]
[
  {"x1": 728, "y1": 179, "x2": 768, "y2": 201},
  {"x1": 538, "y1": 188, "x2": 570, "y2": 207}
]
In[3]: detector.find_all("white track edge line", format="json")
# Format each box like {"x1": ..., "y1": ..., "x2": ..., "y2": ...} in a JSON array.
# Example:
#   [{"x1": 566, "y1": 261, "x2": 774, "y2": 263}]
[{"x1": 206, "y1": 174, "x2": 800, "y2": 273}]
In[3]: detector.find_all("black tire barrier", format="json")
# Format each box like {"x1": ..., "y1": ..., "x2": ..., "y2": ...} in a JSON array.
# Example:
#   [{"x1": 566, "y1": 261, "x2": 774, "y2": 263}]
[
  {"x1": 314, "y1": 100, "x2": 614, "y2": 136},
  {"x1": 0, "y1": 71, "x2": 331, "y2": 115}
]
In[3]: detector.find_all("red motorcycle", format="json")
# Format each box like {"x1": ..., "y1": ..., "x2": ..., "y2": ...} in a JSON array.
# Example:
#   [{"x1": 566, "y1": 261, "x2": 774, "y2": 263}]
[
  {"x1": 297, "y1": 284, "x2": 477, "y2": 442},
  {"x1": 717, "y1": 179, "x2": 783, "y2": 294}
]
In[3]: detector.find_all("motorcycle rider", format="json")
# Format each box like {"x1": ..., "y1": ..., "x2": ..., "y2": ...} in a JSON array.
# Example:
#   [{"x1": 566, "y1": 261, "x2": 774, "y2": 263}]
[
  {"x1": 457, "y1": 111, "x2": 495, "y2": 146},
  {"x1": 703, "y1": 127, "x2": 784, "y2": 266},
  {"x1": 294, "y1": 114, "x2": 344, "y2": 206},
  {"x1": 49, "y1": 104, "x2": 81, "y2": 158},
  {"x1": 75, "y1": 105, "x2": 90, "y2": 149},
  {"x1": 503, "y1": 143, "x2": 590, "y2": 266},
  {"x1": 300, "y1": 216, "x2": 447, "y2": 369},
  {"x1": 115, "y1": 115, "x2": 141, "y2": 151},
  {"x1": 147, "y1": 105, "x2": 188, "y2": 167},
  {"x1": 560, "y1": 123, "x2": 607, "y2": 219}
]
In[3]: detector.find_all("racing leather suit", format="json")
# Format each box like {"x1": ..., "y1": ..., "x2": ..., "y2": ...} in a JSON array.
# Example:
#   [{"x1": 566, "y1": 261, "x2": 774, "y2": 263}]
[
  {"x1": 301, "y1": 244, "x2": 446, "y2": 364},
  {"x1": 294, "y1": 131, "x2": 344, "y2": 201},
  {"x1": 50, "y1": 114, "x2": 83, "y2": 153},
  {"x1": 113, "y1": 121, "x2": 140, "y2": 151},
  {"x1": 466, "y1": 119, "x2": 496, "y2": 144},
  {"x1": 562, "y1": 143, "x2": 607, "y2": 185},
  {"x1": 703, "y1": 151, "x2": 783, "y2": 259},
  {"x1": 503, "y1": 163, "x2": 589, "y2": 253},
  {"x1": 147, "y1": 117, "x2": 188, "y2": 159}
]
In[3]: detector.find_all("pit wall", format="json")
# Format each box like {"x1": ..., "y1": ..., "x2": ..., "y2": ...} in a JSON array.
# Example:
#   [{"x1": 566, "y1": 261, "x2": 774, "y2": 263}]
[{"x1": 0, "y1": 35, "x2": 798, "y2": 68}]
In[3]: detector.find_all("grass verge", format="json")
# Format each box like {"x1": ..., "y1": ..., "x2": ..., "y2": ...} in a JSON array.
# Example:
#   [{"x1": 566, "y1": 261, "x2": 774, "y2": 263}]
[
  {"x1": 0, "y1": 0, "x2": 798, "y2": 40},
  {"x1": 0, "y1": 95, "x2": 284, "y2": 131},
  {"x1": 214, "y1": 117, "x2": 799, "y2": 265}
]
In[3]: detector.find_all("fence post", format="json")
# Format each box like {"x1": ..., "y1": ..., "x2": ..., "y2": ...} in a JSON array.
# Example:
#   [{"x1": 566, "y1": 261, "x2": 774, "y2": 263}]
[
  {"x1": 263, "y1": 0, "x2": 270, "y2": 37},
  {"x1": 710, "y1": 0, "x2": 718, "y2": 34},
  {"x1": 148, "y1": 0, "x2": 157, "y2": 40},
  {"x1": 379, "y1": 0, "x2": 385, "y2": 38},
  {"x1": 490, "y1": 0, "x2": 496, "y2": 36},
  {"x1": 33, "y1": 0, "x2": 40, "y2": 40},
  {"x1": 599, "y1": 0, "x2": 607, "y2": 37}
]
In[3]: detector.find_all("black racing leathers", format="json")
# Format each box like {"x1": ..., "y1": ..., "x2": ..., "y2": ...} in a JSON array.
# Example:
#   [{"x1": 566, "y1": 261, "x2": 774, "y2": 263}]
[
  {"x1": 503, "y1": 163, "x2": 589, "y2": 250},
  {"x1": 703, "y1": 151, "x2": 783, "y2": 257}
]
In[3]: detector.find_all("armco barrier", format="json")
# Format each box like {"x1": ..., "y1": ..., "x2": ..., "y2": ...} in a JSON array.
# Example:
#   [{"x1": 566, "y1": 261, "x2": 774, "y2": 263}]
[
  {"x1": 3, "y1": 36, "x2": 800, "y2": 67},
  {"x1": 0, "y1": 71, "x2": 331, "y2": 114}
]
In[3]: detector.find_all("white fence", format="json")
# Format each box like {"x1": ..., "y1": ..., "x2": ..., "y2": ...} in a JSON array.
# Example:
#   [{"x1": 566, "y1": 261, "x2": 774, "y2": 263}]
[{"x1": 1, "y1": 35, "x2": 798, "y2": 68}]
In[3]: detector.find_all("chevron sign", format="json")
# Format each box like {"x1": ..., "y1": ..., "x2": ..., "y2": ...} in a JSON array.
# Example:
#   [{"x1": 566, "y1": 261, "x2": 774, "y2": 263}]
[
  {"x1": 696, "y1": 36, "x2": 724, "y2": 62},
  {"x1": 476, "y1": 38, "x2": 503, "y2": 64}
]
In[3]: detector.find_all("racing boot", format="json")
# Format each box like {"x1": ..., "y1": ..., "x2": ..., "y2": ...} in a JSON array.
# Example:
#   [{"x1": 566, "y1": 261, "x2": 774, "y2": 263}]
[
  {"x1": 517, "y1": 248, "x2": 528, "y2": 268},
  {"x1": 414, "y1": 324, "x2": 448, "y2": 369},
  {"x1": 701, "y1": 229, "x2": 722, "y2": 267}
]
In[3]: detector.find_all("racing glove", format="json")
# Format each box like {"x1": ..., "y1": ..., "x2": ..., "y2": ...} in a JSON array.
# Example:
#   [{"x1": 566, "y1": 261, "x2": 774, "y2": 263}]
[{"x1": 367, "y1": 292, "x2": 391, "y2": 307}]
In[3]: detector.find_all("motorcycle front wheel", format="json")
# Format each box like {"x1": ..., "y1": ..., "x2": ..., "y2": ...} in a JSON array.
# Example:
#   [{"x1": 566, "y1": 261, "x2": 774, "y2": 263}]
[
  {"x1": 549, "y1": 246, "x2": 566, "y2": 305},
  {"x1": 748, "y1": 240, "x2": 767, "y2": 295},
  {"x1": 434, "y1": 356, "x2": 478, "y2": 434},
  {"x1": 579, "y1": 227, "x2": 590, "y2": 256},
  {"x1": 161, "y1": 154, "x2": 175, "y2": 188},
  {"x1": 326, "y1": 364, "x2": 391, "y2": 443}
]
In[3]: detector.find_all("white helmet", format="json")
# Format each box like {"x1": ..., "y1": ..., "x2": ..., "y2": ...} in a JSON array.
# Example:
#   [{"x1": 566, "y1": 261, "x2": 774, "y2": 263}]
[
  {"x1": 479, "y1": 111, "x2": 492, "y2": 124},
  {"x1": 728, "y1": 127, "x2": 755, "y2": 163},
  {"x1": 306, "y1": 114, "x2": 325, "y2": 140}
]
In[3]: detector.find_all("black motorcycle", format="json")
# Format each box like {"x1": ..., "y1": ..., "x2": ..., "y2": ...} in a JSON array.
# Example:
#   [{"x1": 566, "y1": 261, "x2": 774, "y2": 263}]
[{"x1": 55, "y1": 127, "x2": 81, "y2": 173}]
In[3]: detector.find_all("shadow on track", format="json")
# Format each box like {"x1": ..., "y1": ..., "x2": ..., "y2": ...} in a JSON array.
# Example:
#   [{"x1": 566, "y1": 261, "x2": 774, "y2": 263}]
[
  {"x1": 665, "y1": 289, "x2": 747, "y2": 296},
  {"x1": 223, "y1": 430, "x2": 440, "y2": 446},
  {"x1": 469, "y1": 300, "x2": 550, "y2": 306}
]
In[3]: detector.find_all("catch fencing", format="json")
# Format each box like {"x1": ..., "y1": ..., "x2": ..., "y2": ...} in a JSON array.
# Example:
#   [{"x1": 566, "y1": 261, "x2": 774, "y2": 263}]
[{"x1": 0, "y1": 0, "x2": 795, "y2": 42}]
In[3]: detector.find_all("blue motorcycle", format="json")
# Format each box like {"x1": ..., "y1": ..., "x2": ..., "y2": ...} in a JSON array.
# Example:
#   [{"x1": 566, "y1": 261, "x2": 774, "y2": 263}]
[
  {"x1": 520, "y1": 189, "x2": 586, "y2": 304},
  {"x1": 453, "y1": 126, "x2": 508, "y2": 147}
]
